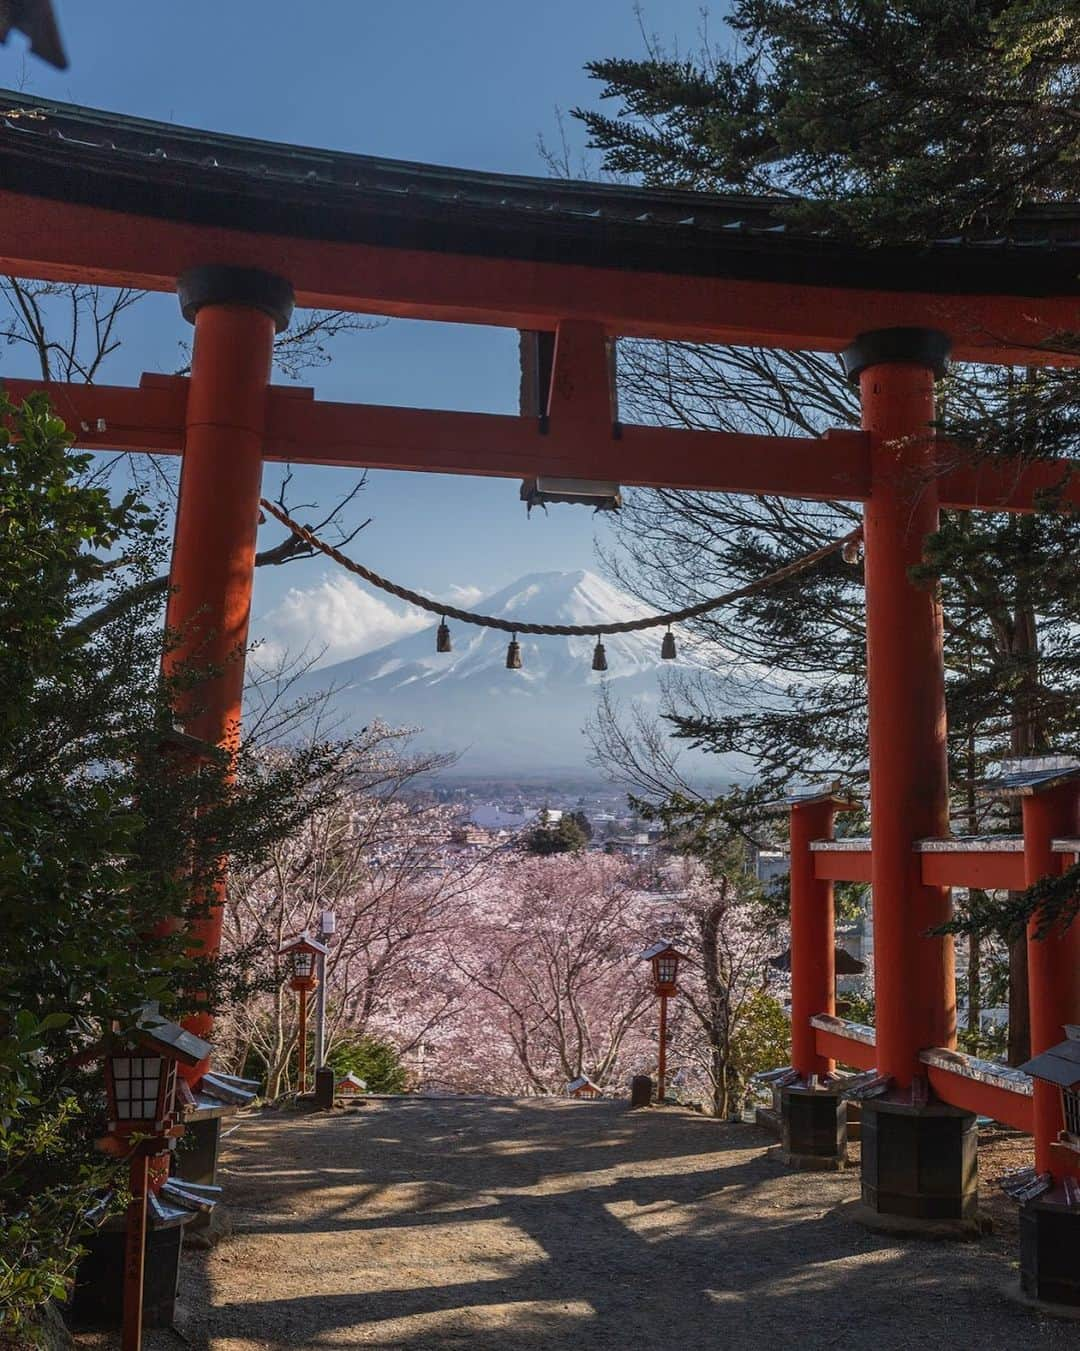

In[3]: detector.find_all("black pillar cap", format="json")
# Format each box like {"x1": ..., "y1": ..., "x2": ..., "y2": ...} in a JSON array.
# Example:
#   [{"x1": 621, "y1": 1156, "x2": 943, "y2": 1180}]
[
  {"x1": 841, "y1": 327, "x2": 951, "y2": 384},
  {"x1": 178, "y1": 266, "x2": 294, "y2": 332}
]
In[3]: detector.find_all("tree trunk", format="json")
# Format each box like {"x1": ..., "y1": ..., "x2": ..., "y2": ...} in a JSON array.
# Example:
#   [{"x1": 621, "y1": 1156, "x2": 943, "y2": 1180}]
[
  {"x1": 964, "y1": 737, "x2": 982, "y2": 1039},
  {"x1": 1007, "y1": 933, "x2": 1030, "y2": 1066},
  {"x1": 699, "y1": 901, "x2": 731, "y2": 1117},
  {"x1": 1006, "y1": 601, "x2": 1040, "y2": 1065},
  {"x1": 967, "y1": 931, "x2": 982, "y2": 1039}
]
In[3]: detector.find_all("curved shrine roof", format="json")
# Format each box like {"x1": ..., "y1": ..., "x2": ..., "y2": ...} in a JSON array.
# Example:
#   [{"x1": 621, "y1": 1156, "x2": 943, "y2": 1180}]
[{"x1": 1, "y1": 89, "x2": 1078, "y2": 299}]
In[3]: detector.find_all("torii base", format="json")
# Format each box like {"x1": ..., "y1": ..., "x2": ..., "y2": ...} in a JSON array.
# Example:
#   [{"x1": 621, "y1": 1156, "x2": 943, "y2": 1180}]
[
  {"x1": 1019, "y1": 1191, "x2": 1080, "y2": 1308},
  {"x1": 860, "y1": 1097, "x2": 979, "y2": 1225},
  {"x1": 780, "y1": 1085, "x2": 849, "y2": 1170}
]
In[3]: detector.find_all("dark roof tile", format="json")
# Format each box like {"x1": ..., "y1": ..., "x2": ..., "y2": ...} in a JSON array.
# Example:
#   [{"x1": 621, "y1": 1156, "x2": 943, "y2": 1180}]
[{"x1": 0, "y1": 89, "x2": 1077, "y2": 294}]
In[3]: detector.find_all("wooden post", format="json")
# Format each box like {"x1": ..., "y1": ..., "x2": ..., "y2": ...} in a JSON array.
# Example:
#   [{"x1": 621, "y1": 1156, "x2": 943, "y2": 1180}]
[
  {"x1": 1022, "y1": 782, "x2": 1080, "y2": 1178},
  {"x1": 297, "y1": 987, "x2": 308, "y2": 1096},
  {"x1": 167, "y1": 267, "x2": 292, "y2": 1073},
  {"x1": 657, "y1": 992, "x2": 668, "y2": 1103},
  {"x1": 121, "y1": 1151, "x2": 149, "y2": 1351}
]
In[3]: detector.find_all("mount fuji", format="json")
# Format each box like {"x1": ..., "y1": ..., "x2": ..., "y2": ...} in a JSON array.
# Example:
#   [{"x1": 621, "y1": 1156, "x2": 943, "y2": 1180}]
[{"x1": 281, "y1": 570, "x2": 738, "y2": 778}]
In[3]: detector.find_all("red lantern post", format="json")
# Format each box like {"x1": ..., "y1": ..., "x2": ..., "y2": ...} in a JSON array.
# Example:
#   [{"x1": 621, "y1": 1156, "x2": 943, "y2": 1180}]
[
  {"x1": 640, "y1": 942, "x2": 687, "y2": 1103},
  {"x1": 90, "y1": 1013, "x2": 212, "y2": 1351},
  {"x1": 278, "y1": 934, "x2": 327, "y2": 1095}
]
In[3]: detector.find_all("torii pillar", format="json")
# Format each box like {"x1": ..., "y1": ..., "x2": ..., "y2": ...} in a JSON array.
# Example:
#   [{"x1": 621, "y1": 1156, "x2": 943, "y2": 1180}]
[
  {"x1": 159, "y1": 266, "x2": 293, "y2": 1192},
  {"x1": 160, "y1": 265, "x2": 292, "y2": 1113},
  {"x1": 843, "y1": 329, "x2": 977, "y2": 1226},
  {"x1": 780, "y1": 790, "x2": 854, "y2": 1170},
  {"x1": 164, "y1": 266, "x2": 293, "y2": 1062}
]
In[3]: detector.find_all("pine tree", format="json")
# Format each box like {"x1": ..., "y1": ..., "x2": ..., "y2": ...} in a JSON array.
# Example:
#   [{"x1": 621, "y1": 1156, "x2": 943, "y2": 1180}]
[
  {"x1": 577, "y1": 1, "x2": 1080, "y2": 1057},
  {"x1": 577, "y1": 1, "x2": 1078, "y2": 239}
]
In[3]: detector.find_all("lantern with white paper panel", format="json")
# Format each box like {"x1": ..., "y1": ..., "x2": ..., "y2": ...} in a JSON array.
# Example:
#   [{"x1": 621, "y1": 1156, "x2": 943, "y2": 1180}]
[
  {"x1": 101, "y1": 1011, "x2": 212, "y2": 1139},
  {"x1": 640, "y1": 940, "x2": 687, "y2": 996},
  {"x1": 278, "y1": 932, "x2": 327, "y2": 992}
]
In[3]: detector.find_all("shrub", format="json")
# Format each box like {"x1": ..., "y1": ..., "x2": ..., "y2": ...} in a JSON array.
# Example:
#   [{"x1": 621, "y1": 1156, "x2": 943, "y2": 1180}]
[{"x1": 327, "y1": 1035, "x2": 408, "y2": 1093}]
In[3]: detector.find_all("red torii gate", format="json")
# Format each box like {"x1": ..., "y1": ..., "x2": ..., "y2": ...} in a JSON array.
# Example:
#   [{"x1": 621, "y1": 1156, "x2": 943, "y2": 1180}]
[{"x1": 1, "y1": 92, "x2": 1078, "y2": 1295}]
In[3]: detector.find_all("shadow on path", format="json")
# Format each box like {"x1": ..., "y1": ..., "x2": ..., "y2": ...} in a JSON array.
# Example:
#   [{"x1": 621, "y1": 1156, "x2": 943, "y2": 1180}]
[{"x1": 166, "y1": 1097, "x2": 1071, "y2": 1350}]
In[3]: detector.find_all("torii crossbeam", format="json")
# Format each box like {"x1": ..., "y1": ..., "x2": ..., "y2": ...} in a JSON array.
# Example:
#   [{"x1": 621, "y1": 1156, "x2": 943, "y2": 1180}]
[{"x1": 1, "y1": 92, "x2": 1078, "y2": 1281}]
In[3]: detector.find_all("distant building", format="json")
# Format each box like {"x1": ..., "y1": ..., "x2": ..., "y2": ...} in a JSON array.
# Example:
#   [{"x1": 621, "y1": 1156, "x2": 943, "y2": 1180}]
[
  {"x1": 566, "y1": 1076, "x2": 603, "y2": 1099},
  {"x1": 468, "y1": 804, "x2": 532, "y2": 831},
  {"x1": 604, "y1": 835, "x2": 654, "y2": 861},
  {"x1": 450, "y1": 823, "x2": 494, "y2": 847},
  {"x1": 335, "y1": 1072, "x2": 367, "y2": 1097},
  {"x1": 754, "y1": 847, "x2": 789, "y2": 885}
]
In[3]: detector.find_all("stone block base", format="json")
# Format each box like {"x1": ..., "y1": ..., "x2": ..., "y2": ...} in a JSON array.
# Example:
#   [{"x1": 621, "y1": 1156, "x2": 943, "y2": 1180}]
[
  {"x1": 781, "y1": 1085, "x2": 847, "y2": 1169},
  {"x1": 860, "y1": 1097, "x2": 977, "y2": 1223},
  {"x1": 173, "y1": 1114, "x2": 224, "y2": 1234},
  {"x1": 754, "y1": 1105, "x2": 782, "y2": 1140},
  {"x1": 175, "y1": 1114, "x2": 223, "y2": 1188},
  {"x1": 630, "y1": 1075, "x2": 653, "y2": 1109},
  {"x1": 68, "y1": 1221, "x2": 184, "y2": 1329},
  {"x1": 1020, "y1": 1191, "x2": 1080, "y2": 1308},
  {"x1": 314, "y1": 1067, "x2": 336, "y2": 1109}
]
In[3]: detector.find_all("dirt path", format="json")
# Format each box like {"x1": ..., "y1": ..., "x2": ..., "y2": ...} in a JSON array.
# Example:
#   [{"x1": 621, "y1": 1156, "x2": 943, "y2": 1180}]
[{"x1": 151, "y1": 1098, "x2": 1071, "y2": 1349}]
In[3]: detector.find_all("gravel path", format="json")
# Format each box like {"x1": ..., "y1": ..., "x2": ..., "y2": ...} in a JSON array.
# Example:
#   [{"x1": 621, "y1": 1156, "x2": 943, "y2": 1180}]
[{"x1": 143, "y1": 1097, "x2": 1073, "y2": 1349}]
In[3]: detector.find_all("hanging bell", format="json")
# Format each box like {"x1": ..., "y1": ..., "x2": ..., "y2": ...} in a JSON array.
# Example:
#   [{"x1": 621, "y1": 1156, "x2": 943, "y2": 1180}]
[
  {"x1": 506, "y1": 633, "x2": 522, "y2": 669},
  {"x1": 436, "y1": 619, "x2": 452, "y2": 653},
  {"x1": 592, "y1": 637, "x2": 608, "y2": 672},
  {"x1": 661, "y1": 628, "x2": 677, "y2": 660}
]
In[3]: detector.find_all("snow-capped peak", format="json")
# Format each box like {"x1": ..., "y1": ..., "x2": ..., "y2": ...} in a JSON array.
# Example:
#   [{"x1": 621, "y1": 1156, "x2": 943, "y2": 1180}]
[
  {"x1": 278, "y1": 570, "x2": 729, "y2": 775},
  {"x1": 317, "y1": 569, "x2": 698, "y2": 689}
]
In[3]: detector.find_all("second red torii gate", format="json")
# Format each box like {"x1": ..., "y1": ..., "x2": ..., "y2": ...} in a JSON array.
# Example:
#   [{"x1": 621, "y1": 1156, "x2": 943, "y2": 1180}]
[{"x1": 1, "y1": 92, "x2": 1078, "y2": 1269}]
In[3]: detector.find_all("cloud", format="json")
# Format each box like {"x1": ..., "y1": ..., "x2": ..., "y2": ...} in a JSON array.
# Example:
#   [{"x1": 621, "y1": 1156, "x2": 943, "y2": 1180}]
[
  {"x1": 440, "y1": 582, "x2": 486, "y2": 609},
  {"x1": 253, "y1": 573, "x2": 429, "y2": 670}
]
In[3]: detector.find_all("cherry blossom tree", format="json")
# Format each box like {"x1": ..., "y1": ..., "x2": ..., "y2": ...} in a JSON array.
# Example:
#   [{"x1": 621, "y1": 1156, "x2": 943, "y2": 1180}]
[
  {"x1": 219, "y1": 724, "x2": 489, "y2": 1096},
  {"x1": 442, "y1": 852, "x2": 655, "y2": 1095},
  {"x1": 220, "y1": 747, "x2": 788, "y2": 1110},
  {"x1": 656, "y1": 852, "x2": 789, "y2": 1118}
]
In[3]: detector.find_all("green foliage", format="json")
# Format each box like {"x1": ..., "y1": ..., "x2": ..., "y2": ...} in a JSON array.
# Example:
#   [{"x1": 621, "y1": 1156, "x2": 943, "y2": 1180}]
[
  {"x1": 577, "y1": 1, "x2": 1078, "y2": 239},
  {"x1": 0, "y1": 392, "x2": 361, "y2": 1332},
  {"x1": 567, "y1": 810, "x2": 594, "y2": 842},
  {"x1": 524, "y1": 811, "x2": 587, "y2": 856},
  {"x1": 841, "y1": 990, "x2": 876, "y2": 1028},
  {"x1": 327, "y1": 1035, "x2": 408, "y2": 1094},
  {"x1": 730, "y1": 991, "x2": 790, "y2": 1094},
  {"x1": 957, "y1": 1021, "x2": 1010, "y2": 1061},
  {"x1": 0, "y1": 1022, "x2": 114, "y2": 1339},
  {"x1": 944, "y1": 861, "x2": 1080, "y2": 944},
  {"x1": 0, "y1": 391, "x2": 171, "y2": 1332}
]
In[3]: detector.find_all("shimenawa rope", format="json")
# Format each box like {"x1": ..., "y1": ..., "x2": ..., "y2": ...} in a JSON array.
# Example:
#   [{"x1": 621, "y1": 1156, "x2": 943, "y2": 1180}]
[{"x1": 260, "y1": 498, "x2": 862, "y2": 638}]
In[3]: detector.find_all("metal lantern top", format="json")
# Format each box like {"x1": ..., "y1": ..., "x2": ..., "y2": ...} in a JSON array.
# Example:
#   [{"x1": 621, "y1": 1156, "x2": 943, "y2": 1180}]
[
  {"x1": 0, "y1": 1, "x2": 68, "y2": 70},
  {"x1": 101, "y1": 1011, "x2": 212, "y2": 1139},
  {"x1": 639, "y1": 940, "x2": 688, "y2": 995},
  {"x1": 278, "y1": 932, "x2": 328, "y2": 990}
]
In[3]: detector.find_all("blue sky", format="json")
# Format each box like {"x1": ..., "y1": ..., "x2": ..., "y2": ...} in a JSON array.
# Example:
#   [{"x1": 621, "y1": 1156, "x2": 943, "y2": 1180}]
[{"x1": 2, "y1": 0, "x2": 720, "y2": 662}]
